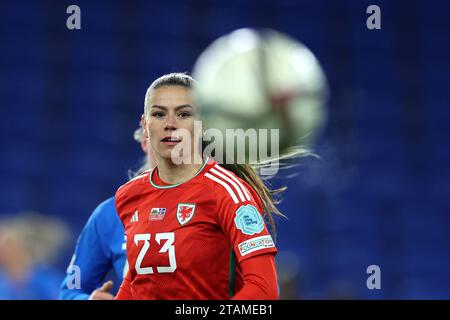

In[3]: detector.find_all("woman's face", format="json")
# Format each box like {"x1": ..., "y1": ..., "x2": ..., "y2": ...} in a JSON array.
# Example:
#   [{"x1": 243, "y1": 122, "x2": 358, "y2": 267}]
[{"x1": 142, "y1": 85, "x2": 199, "y2": 163}]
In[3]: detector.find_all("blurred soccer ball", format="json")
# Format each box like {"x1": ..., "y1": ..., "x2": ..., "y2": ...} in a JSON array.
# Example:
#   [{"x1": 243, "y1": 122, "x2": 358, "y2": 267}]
[{"x1": 193, "y1": 28, "x2": 328, "y2": 158}]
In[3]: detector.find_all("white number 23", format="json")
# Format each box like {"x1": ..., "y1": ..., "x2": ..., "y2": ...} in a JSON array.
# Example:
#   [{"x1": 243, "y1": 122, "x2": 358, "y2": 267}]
[{"x1": 134, "y1": 232, "x2": 177, "y2": 275}]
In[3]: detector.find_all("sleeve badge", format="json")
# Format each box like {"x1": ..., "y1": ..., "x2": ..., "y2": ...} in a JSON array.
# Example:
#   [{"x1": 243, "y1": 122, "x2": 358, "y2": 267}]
[{"x1": 234, "y1": 204, "x2": 264, "y2": 235}]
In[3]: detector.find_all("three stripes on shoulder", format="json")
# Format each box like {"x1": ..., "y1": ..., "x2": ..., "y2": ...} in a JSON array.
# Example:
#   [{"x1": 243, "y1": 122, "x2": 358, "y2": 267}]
[{"x1": 205, "y1": 164, "x2": 251, "y2": 204}]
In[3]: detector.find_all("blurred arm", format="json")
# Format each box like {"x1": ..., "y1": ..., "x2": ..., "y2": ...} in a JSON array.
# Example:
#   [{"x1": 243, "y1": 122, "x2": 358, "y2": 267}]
[{"x1": 59, "y1": 201, "x2": 113, "y2": 300}]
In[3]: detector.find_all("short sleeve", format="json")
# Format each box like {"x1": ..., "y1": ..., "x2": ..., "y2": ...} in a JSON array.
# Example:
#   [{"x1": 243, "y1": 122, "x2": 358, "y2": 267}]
[{"x1": 215, "y1": 181, "x2": 277, "y2": 263}]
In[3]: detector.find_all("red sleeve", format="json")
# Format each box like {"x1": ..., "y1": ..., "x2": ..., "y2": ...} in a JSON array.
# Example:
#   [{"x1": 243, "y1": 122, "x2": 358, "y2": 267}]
[
  {"x1": 115, "y1": 270, "x2": 132, "y2": 300},
  {"x1": 215, "y1": 180, "x2": 277, "y2": 264},
  {"x1": 232, "y1": 253, "x2": 279, "y2": 300}
]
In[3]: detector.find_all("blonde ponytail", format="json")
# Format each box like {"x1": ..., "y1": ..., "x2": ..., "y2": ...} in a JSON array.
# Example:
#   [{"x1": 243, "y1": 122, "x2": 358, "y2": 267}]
[{"x1": 220, "y1": 147, "x2": 313, "y2": 242}]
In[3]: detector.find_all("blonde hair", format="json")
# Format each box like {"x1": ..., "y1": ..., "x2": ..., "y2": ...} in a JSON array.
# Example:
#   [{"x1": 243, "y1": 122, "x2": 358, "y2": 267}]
[
  {"x1": 128, "y1": 127, "x2": 152, "y2": 179},
  {"x1": 144, "y1": 72, "x2": 196, "y2": 116},
  {"x1": 218, "y1": 146, "x2": 312, "y2": 241},
  {"x1": 0, "y1": 212, "x2": 70, "y2": 265}
]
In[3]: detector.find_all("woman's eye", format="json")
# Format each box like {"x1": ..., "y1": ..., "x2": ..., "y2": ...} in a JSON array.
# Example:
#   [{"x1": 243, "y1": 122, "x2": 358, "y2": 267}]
[
  {"x1": 152, "y1": 112, "x2": 165, "y2": 118},
  {"x1": 178, "y1": 112, "x2": 191, "y2": 118}
]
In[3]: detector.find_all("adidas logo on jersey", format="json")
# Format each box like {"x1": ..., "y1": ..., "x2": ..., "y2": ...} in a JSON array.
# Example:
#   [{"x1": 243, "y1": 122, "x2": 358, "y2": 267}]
[{"x1": 130, "y1": 210, "x2": 139, "y2": 223}]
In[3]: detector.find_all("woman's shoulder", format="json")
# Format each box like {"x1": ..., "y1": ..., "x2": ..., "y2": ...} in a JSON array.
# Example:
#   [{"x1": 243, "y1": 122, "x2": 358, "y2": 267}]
[
  {"x1": 116, "y1": 170, "x2": 151, "y2": 199},
  {"x1": 200, "y1": 162, "x2": 255, "y2": 205}
]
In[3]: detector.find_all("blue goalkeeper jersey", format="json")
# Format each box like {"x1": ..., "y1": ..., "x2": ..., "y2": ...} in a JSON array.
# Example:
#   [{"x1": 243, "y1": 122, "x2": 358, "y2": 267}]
[{"x1": 59, "y1": 197, "x2": 127, "y2": 300}]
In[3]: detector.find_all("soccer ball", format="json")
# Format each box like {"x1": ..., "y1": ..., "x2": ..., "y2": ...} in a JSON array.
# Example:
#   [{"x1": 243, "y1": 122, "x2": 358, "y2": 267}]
[{"x1": 192, "y1": 28, "x2": 328, "y2": 163}]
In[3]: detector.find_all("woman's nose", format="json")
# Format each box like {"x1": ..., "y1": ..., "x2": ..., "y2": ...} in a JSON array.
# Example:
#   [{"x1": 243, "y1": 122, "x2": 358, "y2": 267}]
[{"x1": 165, "y1": 113, "x2": 177, "y2": 130}]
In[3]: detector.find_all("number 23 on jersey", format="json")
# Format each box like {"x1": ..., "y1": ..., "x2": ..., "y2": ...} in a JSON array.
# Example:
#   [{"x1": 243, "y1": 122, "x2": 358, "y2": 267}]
[{"x1": 133, "y1": 232, "x2": 177, "y2": 275}]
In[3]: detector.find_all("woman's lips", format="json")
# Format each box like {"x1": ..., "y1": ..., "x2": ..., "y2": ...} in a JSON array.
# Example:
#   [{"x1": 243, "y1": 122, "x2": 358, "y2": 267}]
[
  {"x1": 161, "y1": 141, "x2": 180, "y2": 146},
  {"x1": 161, "y1": 136, "x2": 181, "y2": 146}
]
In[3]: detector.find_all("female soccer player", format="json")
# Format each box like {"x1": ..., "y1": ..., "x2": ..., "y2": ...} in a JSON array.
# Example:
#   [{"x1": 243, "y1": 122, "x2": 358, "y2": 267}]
[
  {"x1": 59, "y1": 128, "x2": 153, "y2": 300},
  {"x1": 115, "y1": 73, "x2": 282, "y2": 299}
]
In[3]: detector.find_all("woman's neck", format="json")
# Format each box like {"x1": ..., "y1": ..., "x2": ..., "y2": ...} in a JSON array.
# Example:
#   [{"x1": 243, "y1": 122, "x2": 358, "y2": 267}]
[{"x1": 156, "y1": 156, "x2": 204, "y2": 185}]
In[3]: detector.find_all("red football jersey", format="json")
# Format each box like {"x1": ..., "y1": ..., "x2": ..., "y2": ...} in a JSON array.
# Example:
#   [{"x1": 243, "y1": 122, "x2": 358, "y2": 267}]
[{"x1": 115, "y1": 158, "x2": 277, "y2": 299}]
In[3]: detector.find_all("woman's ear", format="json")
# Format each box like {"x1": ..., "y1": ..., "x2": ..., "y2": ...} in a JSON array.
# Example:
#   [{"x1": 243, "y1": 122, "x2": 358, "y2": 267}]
[{"x1": 140, "y1": 114, "x2": 149, "y2": 139}]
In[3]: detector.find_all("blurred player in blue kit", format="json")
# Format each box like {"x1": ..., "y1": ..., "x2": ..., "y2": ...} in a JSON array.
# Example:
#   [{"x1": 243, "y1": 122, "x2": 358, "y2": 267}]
[
  {"x1": 0, "y1": 212, "x2": 69, "y2": 299},
  {"x1": 59, "y1": 128, "x2": 153, "y2": 300}
]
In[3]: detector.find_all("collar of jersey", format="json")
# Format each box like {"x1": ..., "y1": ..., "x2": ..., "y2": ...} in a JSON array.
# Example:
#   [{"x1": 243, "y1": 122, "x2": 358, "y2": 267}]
[{"x1": 149, "y1": 157, "x2": 210, "y2": 189}]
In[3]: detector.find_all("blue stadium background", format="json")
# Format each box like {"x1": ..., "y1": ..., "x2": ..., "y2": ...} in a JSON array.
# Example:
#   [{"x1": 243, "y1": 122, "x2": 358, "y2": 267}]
[{"x1": 1, "y1": 0, "x2": 449, "y2": 299}]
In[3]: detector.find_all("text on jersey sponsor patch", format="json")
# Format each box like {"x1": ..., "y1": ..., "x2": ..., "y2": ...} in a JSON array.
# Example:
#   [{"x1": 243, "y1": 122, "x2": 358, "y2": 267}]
[
  {"x1": 238, "y1": 235, "x2": 275, "y2": 256},
  {"x1": 149, "y1": 208, "x2": 166, "y2": 221}
]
